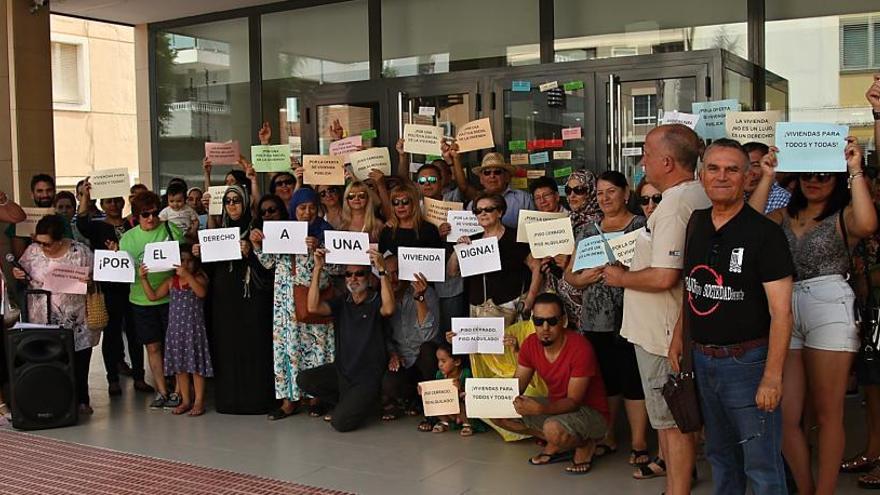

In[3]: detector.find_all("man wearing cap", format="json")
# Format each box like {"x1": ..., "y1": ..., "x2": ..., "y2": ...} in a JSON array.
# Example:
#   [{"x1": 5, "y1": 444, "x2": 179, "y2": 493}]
[{"x1": 447, "y1": 146, "x2": 534, "y2": 228}]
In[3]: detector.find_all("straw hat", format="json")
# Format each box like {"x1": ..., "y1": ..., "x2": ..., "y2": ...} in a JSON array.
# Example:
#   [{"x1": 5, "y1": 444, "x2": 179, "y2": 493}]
[{"x1": 472, "y1": 152, "x2": 516, "y2": 174}]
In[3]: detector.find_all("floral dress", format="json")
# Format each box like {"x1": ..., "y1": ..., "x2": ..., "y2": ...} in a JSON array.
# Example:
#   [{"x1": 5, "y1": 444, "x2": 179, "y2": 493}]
[
  {"x1": 257, "y1": 250, "x2": 335, "y2": 401},
  {"x1": 163, "y1": 277, "x2": 213, "y2": 377}
]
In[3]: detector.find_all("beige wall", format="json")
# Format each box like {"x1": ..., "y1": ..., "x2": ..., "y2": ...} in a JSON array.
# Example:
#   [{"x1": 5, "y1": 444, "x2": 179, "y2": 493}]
[{"x1": 50, "y1": 15, "x2": 137, "y2": 190}]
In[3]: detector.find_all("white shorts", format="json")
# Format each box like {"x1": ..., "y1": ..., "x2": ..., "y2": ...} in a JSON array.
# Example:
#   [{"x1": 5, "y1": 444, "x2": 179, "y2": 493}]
[{"x1": 791, "y1": 274, "x2": 859, "y2": 353}]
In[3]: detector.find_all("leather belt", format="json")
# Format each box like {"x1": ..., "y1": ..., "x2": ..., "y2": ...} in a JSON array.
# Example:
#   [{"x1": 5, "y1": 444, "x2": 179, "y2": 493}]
[{"x1": 692, "y1": 337, "x2": 768, "y2": 359}]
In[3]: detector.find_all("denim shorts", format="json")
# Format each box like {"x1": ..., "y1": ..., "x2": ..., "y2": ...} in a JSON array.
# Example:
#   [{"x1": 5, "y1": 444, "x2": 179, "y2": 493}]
[
  {"x1": 130, "y1": 303, "x2": 169, "y2": 346},
  {"x1": 791, "y1": 274, "x2": 859, "y2": 353}
]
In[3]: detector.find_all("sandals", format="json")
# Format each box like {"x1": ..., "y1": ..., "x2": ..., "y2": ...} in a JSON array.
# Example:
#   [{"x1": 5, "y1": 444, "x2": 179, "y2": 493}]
[
  {"x1": 629, "y1": 449, "x2": 651, "y2": 466},
  {"x1": 0, "y1": 403, "x2": 10, "y2": 419},
  {"x1": 417, "y1": 419, "x2": 433, "y2": 432},
  {"x1": 565, "y1": 461, "x2": 593, "y2": 475},
  {"x1": 528, "y1": 451, "x2": 573, "y2": 465},
  {"x1": 381, "y1": 405, "x2": 402, "y2": 421},
  {"x1": 432, "y1": 420, "x2": 450, "y2": 433},
  {"x1": 842, "y1": 453, "x2": 880, "y2": 473},
  {"x1": 860, "y1": 466, "x2": 880, "y2": 489},
  {"x1": 460, "y1": 423, "x2": 474, "y2": 437},
  {"x1": 633, "y1": 457, "x2": 667, "y2": 480},
  {"x1": 267, "y1": 406, "x2": 297, "y2": 421},
  {"x1": 307, "y1": 403, "x2": 327, "y2": 418},
  {"x1": 593, "y1": 443, "x2": 617, "y2": 458}
]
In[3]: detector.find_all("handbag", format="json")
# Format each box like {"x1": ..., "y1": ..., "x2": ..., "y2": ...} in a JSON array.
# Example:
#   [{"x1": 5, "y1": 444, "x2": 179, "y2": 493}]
[
  {"x1": 841, "y1": 210, "x2": 880, "y2": 385},
  {"x1": 86, "y1": 283, "x2": 109, "y2": 332},
  {"x1": 293, "y1": 284, "x2": 334, "y2": 325}
]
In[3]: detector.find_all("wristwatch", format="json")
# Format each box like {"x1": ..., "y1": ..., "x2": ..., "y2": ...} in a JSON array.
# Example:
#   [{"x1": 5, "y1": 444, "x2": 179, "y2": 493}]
[
  {"x1": 874, "y1": 110, "x2": 880, "y2": 121},
  {"x1": 377, "y1": 269, "x2": 387, "y2": 277},
  {"x1": 413, "y1": 293, "x2": 425, "y2": 302}
]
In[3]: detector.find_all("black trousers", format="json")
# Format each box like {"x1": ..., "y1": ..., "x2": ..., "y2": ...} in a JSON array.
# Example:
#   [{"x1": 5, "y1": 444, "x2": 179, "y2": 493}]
[
  {"x1": 74, "y1": 347, "x2": 93, "y2": 405},
  {"x1": 101, "y1": 289, "x2": 144, "y2": 383},
  {"x1": 382, "y1": 342, "x2": 438, "y2": 407},
  {"x1": 297, "y1": 363, "x2": 382, "y2": 433}
]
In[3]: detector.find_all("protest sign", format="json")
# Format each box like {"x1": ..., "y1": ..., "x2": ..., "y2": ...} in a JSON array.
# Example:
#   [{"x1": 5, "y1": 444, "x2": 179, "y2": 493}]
[
  {"x1": 89, "y1": 168, "x2": 131, "y2": 199},
  {"x1": 398, "y1": 247, "x2": 446, "y2": 282},
  {"x1": 251, "y1": 144, "x2": 292, "y2": 172},
  {"x1": 303, "y1": 155, "x2": 345, "y2": 186},
  {"x1": 572, "y1": 232, "x2": 626, "y2": 271},
  {"x1": 455, "y1": 118, "x2": 494, "y2": 153},
  {"x1": 606, "y1": 229, "x2": 643, "y2": 267},
  {"x1": 775, "y1": 122, "x2": 848, "y2": 172},
  {"x1": 204, "y1": 141, "x2": 240, "y2": 165},
  {"x1": 530, "y1": 152, "x2": 549, "y2": 165},
  {"x1": 510, "y1": 153, "x2": 529, "y2": 166},
  {"x1": 198, "y1": 228, "x2": 241, "y2": 263},
  {"x1": 725, "y1": 111, "x2": 782, "y2": 146},
  {"x1": 261, "y1": 221, "x2": 308, "y2": 255},
  {"x1": 452, "y1": 317, "x2": 505, "y2": 355},
  {"x1": 455, "y1": 237, "x2": 501, "y2": 277},
  {"x1": 349, "y1": 147, "x2": 391, "y2": 180},
  {"x1": 516, "y1": 210, "x2": 568, "y2": 243},
  {"x1": 526, "y1": 216, "x2": 575, "y2": 258},
  {"x1": 418, "y1": 106, "x2": 436, "y2": 117},
  {"x1": 42, "y1": 263, "x2": 89, "y2": 295},
  {"x1": 527, "y1": 169, "x2": 546, "y2": 179},
  {"x1": 553, "y1": 151, "x2": 572, "y2": 160},
  {"x1": 446, "y1": 210, "x2": 483, "y2": 242},
  {"x1": 692, "y1": 99, "x2": 741, "y2": 140},
  {"x1": 423, "y1": 197, "x2": 463, "y2": 227},
  {"x1": 419, "y1": 379, "x2": 460, "y2": 417},
  {"x1": 328, "y1": 135, "x2": 363, "y2": 163},
  {"x1": 15, "y1": 208, "x2": 53, "y2": 237},
  {"x1": 539, "y1": 81, "x2": 558, "y2": 92},
  {"x1": 562, "y1": 127, "x2": 582, "y2": 140},
  {"x1": 325, "y1": 231, "x2": 370, "y2": 266},
  {"x1": 512, "y1": 81, "x2": 531, "y2": 92},
  {"x1": 465, "y1": 378, "x2": 521, "y2": 419},
  {"x1": 660, "y1": 110, "x2": 700, "y2": 129},
  {"x1": 92, "y1": 250, "x2": 135, "y2": 283},
  {"x1": 143, "y1": 241, "x2": 180, "y2": 272},
  {"x1": 403, "y1": 124, "x2": 443, "y2": 155},
  {"x1": 207, "y1": 186, "x2": 227, "y2": 215}
]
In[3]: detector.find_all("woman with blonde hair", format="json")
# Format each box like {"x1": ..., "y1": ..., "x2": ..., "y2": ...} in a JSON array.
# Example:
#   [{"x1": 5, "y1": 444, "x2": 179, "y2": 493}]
[
  {"x1": 378, "y1": 182, "x2": 441, "y2": 255},
  {"x1": 339, "y1": 181, "x2": 384, "y2": 242}
]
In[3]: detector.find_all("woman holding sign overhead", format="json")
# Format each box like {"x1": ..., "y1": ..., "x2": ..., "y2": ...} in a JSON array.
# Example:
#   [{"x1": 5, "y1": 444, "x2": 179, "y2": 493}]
[{"x1": 564, "y1": 171, "x2": 649, "y2": 468}]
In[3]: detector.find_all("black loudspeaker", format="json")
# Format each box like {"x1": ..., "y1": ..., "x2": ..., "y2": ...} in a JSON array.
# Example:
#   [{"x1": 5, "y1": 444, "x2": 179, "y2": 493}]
[{"x1": 5, "y1": 325, "x2": 77, "y2": 430}]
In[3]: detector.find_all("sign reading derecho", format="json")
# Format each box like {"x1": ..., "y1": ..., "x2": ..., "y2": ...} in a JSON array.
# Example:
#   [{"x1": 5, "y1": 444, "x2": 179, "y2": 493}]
[
  {"x1": 423, "y1": 197, "x2": 463, "y2": 227},
  {"x1": 198, "y1": 227, "x2": 241, "y2": 263},
  {"x1": 455, "y1": 118, "x2": 495, "y2": 153},
  {"x1": 725, "y1": 111, "x2": 782, "y2": 146},
  {"x1": 452, "y1": 317, "x2": 505, "y2": 354},
  {"x1": 324, "y1": 231, "x2": 370, "y2": 266},
  {"x1": 204, "y1": 141, "x2": 240, "y2": 165},
  {"x1": 349, "y1": 147, "x2": 391, "y2": 180},
  {"x1": 398, "y1": 247, "x2": 446, "y2": 282},
  {"x1": 251, "y1": 144, "x2": 292, "y2": 172},
  {"x1": 525, "y1": 216, "x2": 574, "y2": 258},
  {"x1": 15, "y1": 208, "x2": 53, "y2": 237},
  {"x1": 261, "y1": 221, "x2": 308, "y2": 255},
  {"x1": 465, "y1": 378, "x2": 521, "y2": 419},
  {"x1": 455, "y1": 237, "x2": 502, "y2": 277},
  {"x1": 419, "y1": 379, "x2": 460, "y2": 417},
  {"x1": 775, "y1": 122, "x2": 849, "y2": 173},
  {"x1": 93, "y1": 250, "x2": 135, "y2": 283},
  {"x1": 303, "y1": 155, "x2": 345, "y2": 185},
  {"x1": 516, "y1": 210, "x2": 568, "y2": 243},
  {"x1": 446, "y1": 210, "x2": 483, "y2": 242},
  {"x1": 403, "y1": 124, "x2": 443, "y2": 155},
  {"x1": 143, "y1": 241, "x2": 181, "y2": 272},
  {"x1": 89, "y1": 168, "x2": 131, "y2": 199}
]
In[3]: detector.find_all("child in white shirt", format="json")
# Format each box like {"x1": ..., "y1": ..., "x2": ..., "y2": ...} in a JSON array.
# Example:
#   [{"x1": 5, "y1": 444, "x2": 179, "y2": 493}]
[{"x1": 159, "y1": 183, "x2": 199, "y2": 240}]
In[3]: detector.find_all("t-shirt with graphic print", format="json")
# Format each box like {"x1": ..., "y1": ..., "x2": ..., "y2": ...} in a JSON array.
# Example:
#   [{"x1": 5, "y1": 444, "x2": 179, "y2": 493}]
[{"x1": 683, "y1": 204, "x2": 793, "y2": 346}]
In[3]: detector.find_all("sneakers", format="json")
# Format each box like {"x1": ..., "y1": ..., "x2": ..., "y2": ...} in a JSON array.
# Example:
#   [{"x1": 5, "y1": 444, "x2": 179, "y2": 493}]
[
  {"x1": 165, "y1": 393, "x2": 181, "y2": 408},
  {"x1": 149, "y1": 392, "x2": 182, "y2": 409}
]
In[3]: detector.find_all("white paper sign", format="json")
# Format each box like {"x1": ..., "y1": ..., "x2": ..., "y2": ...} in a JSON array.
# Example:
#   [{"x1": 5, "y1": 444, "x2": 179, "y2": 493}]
[
  {"x1": 207, "y1": 186, "x2": 227, "y2": 215},
  {"x1": 403, "y1": 124, "x2": 443, "y2": 155},
  {"x1": 349, "y1": 147, "x2": 392, "y2": 181},
  {"x1": 42, "y1": 263, "x2": 89, "y2": 295},
  {"x1": 262, "y1": 221, "x2": 308, "y2": 255},
  {"x1": 660, "y1": 110, "x2": 700, "y2": 130},
  {"x1": 398, "y1": 247, "x2": 446, "y2": 282},
  {"x1": 552, "y1": 150, "x2": 572, "y2": 160},
  {"x1": 516, "y1": 210, "x2": 568, "y2": 243},
  {"x1": 325, "y1": 231, "x2": 370, "y2": 266},
  {"x1": 90, "y1": 168, "x2": 131, "y2": 199},
  {"x1": 197, "y1": 228, "x2": 241, "y2": 263},
  {"x1": 455, "y1": 237, "x2": 501, "y2": 277},
  {"x1": 606, "y1": 228, "x2": 643, "y2": 267},
  {"x1": 420, "y1": 379, "x2": 460, "y2": 417},
  {"x1": 539, "y1": 81, "x2": 559, "y2": 92},
  {"x1": 452, "y1": 317, "x2": 505, "y2": 355},
  {"x1": 15, "y1": 208, "x2": 53, "y2": 237},
  {"x1": 446, "y1": 210, "x2": 483, "y2": 242},
  {"x1": 328, "y1": 135, "x2": 363, "y2": 163},
  {"x1": 418, "y1": 106, "x2": 436, "y2": 117},
  {"x1": 465, "y1": 378, "x2": 521, "y2": 419},
  {"x1": 526, "y1": 216, "x2": 575, "y2": 258},
  {"x1": 93, "y1": 250, "x2": 135, "y2": 283},
  {"x1": 725, "y1": 111, "x2": 782, "y2": 146},
  {"x1": 143, "y1": 241, "x2": 181, "y2": 272}
]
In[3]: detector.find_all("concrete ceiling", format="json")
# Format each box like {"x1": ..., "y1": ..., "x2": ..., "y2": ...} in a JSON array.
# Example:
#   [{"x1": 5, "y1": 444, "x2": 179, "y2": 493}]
[{"x1": 50, "y1": 0, "x2": 286, "y2": 25}]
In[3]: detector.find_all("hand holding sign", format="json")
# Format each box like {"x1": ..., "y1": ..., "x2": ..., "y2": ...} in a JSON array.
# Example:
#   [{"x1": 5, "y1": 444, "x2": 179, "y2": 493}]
[
  {"x1": 452, "y1": 317, "x2": 505, "y2": 354},
  {"x1": 398, "y1": 247, "x2": 446, "y2": 282},
  {"x1": 419, "y1": 379, "x2": 460, "y2": 417},
  {"x1": 775, "y1": 122, "x2": 848, "y2": 172},
  {"x1": 42, "y1": 263, "x2": 89, "y2": 295},
  {"x1": 464, "y1": 378, "x2": 521, "y2": 419},
  {"x1": 143, "y1": 241, "x2": 181, "y2": 272},
  {"x1": 93, "y1": 250, "x2": 135, "y2": 283},
  {"x1": 261, "y1": 221, "x2": 308, "y2": 255},
  {"x1": 403, "y1": 124, "x2": 443, "y2": 155},
  {"x1": 349, "y1": 147, "x2": 391, "y2": 180},
  {"x1": 89, "y1": 168, "x2": 131, "y2": 199},
  {"x1": 454, "y1": 237, "x2": 501, "y2": 277},
  {"x1": 324, "y1": 231, "x2": 370, "y2": 266},
  {"x1": 204, "y1": 141, "x2": 240, "y2": 165},
  {"x1": 198, "y1": 228, "x2": 241, "y2": 263},
  {"x1": 252, "y1": 144, "x2": 293, "y2": 172},
  {"x1": 525, "y1": 216, "x2": 574, "y2": 258},
  {"x1": 303, "y1": 155, "x2": 345, "y2": 185},
  {"x1": 454, "y1": 118, "x2": 494, "y2": 153}
]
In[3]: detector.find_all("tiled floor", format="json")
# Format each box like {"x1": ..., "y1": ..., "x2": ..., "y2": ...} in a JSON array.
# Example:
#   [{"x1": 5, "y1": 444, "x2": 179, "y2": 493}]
[{"x1": 25, "y1": 352, "x2": 873, "y2": 494}]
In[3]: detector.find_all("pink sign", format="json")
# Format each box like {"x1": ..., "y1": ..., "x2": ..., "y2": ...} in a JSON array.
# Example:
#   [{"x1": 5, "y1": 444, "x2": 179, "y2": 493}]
[
  {"x1": 42, "y1": 262, "x2": 89, "y2": 295},
  {"x1": 328, "y1": 136, "x2": 363, "y2": 163},
  {"x1": 204, "y1": 141, "x2": 241, "y2": 165},
  {"x1": 561, "y1": 127, "x2": 582, "y2": 140}
]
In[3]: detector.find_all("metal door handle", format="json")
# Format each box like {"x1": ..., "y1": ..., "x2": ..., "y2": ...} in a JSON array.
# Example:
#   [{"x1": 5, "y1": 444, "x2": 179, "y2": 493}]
[{"x1": 608, "y1": 74, "x2": 616, "y2": 173}]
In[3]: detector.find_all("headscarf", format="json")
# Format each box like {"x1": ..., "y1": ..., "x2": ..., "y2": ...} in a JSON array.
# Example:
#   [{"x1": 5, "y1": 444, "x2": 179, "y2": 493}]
[
  {"x1": 288, "y1": 188, "x2": 332, "y2": 243},
  {"x1": 566, "y1": 169, "x2": 602, "y2": 229},
  {"x1": 221, "y1": 185, "x2": 252, "y2": 237},
  {"x1": 187, "y1": 187, "x2": 203, "y2": 196}
]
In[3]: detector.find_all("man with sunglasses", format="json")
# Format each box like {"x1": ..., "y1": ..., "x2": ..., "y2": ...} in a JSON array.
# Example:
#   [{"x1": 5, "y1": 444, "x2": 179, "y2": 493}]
[
  {"x1": 669, "y1": 139, "x2": 794, "y2": 494},
  {"x1": 493, "y1": 292, "x2": 609, "y2": 475},
  {"x1": 448, "y1": 148, "x2": 534, "y2": 228}
]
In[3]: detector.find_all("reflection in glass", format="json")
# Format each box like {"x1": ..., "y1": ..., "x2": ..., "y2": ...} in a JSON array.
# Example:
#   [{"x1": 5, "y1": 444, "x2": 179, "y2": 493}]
[
  {"x1": 317, "y1": 103, "x2": 380, "y2": 154},
  {"x1": 401, "y1": 94, "x2": 471, "y2": 164}
]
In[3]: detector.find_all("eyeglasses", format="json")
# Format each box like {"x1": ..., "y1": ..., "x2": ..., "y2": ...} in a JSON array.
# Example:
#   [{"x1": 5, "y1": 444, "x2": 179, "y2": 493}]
[
  {"x1": 417, "y1": 176, "x2": 439, "y2": 185},
  {"x1": 139, "y1": 209, "x2": 160, "y2": 219},
  {"x1": 344, "y1": 270, "x2": 368, "y2": 278},
  {"x1": 260, "y1": 206, "x2": 279, "y2": 216},
  {"x1": 472, "y1": 206, "x2": 499, "y2": 215},
  {"x1": 565, "y1": 185, "x2": 590, "y2": 196},
  {"x1": 347, "y1": 192, "x2": 368, "y2": 201},
  {"x1": 33, "y1": 239, "x2": 59, "y2": 248},
  {"x1": 319, "y1": 188, "x2": 340, "y2": 197},
  {"x1": 274, "y1": 179, "x2": 295, "y2": 187},
  {"x1": 391, "y1": 198, "x2": 412, "y2": 206},
  {"x1": 532, "y1": 316, "x2": 560, "y2": 327},
  {"x1": 639, "y1": 194, "x2": 662, "y2": 206},
  {"x1": 481, "y1": 169, "x2": 504, "y2": 177},
  {"x1": 800, "y1": 172, "x2": 834, "y2": 183},
  {"x1": 223, "y1": 197, "x2": 243, "y2": 205}
]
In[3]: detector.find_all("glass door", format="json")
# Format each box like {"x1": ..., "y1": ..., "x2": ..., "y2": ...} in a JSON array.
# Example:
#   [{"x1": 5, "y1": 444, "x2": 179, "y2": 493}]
[{"x1": 308, "y1": 82, "x2": 388, "y2": 155}]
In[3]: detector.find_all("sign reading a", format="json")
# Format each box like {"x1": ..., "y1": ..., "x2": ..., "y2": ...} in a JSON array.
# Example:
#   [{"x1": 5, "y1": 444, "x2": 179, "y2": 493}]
[{"x1": 261, "y1": 221, "x2": 308, "y2": 255}]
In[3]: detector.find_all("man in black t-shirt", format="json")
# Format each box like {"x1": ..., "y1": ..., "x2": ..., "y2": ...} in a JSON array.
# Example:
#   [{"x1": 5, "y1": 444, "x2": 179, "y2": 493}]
[{"x1": 668, "y1": 139, "x2": 794, "y2": 495}]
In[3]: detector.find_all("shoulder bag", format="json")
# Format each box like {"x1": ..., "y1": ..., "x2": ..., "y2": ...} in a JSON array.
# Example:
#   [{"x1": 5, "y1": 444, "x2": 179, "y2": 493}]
[{"x1": 841, "y1": 210, "x2": 880, "y2": 384}]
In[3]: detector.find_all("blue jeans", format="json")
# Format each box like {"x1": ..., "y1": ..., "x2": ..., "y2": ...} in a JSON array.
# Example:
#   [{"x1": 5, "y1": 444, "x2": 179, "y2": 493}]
[{"x1": 692, "y1": 345, "x2": 786, "y2": 495}]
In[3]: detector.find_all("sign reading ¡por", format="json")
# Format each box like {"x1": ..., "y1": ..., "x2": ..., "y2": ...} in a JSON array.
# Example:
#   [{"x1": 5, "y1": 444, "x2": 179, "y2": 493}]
[
  {"x1": 403, "y1": 124, "x2": 443, "y2": 155},
  {"x1": 465, "y1": 378, "x2": 521, "y2": 419},
  {"x1": 454, "y1": 237, "x2": 501, "y2": 277},
  {"x1": 419, "y1": 379, "x2": 460, "y2": 417},
  {"x1": 454, "y1": 118, "x2": 495, "y2": 153},
  {"x1": 93, "y1": 250, "x2": 135, "y2": 283},
  {"x1": 89, "y1": 168, "x2": 131, "y2": 199},
  {"x1": 143, "y1": 241, "x2": 181, "y2": 273},
  {"x1": 452, "y1": 317, "x2": 505, "y2": 355},
  {"x1": 303, "y1": 155, "x2": 345, "y2": 186},
  {"x1": 198, "y1": 227, "x2": 241, "y2": 263},
  {"x1": 324, "y1": 231, "x2": 370, "y2": 266},
  {"x1": 261, "y1": 221, "x2": 308, "y2": 255},
  {"x1": 398, "y1": 247, "x2": 446, "y2": 282}
]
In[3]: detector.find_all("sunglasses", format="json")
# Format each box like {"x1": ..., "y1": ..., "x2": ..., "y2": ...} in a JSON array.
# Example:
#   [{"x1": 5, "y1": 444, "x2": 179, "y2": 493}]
[
  {"x1": 260, "y1": 206, "x2": 279, "y2": 216},
  {"x1": 639, "y1": 194, "x2": 662, "y2": 206},
  {"x1": 481, "y1": 169, "x2": 504, "y2": 177},
  {"x1": 139, "y1": 209, "x2": 160, "y2": 219},
  {"x1": 417, "y1": 176, "x2": 439, "y2": 185},
  {"x1": 274, "y1": 178, "x2": 295, "y2": 187},
  {"x1": 391, "y1": 198, "x2": 412, "y2": 206},
  {"x1": 224, "y1": 197, "x2": 243, "y2": 205},
  {"x1": 33, "y1": 239, "x2": 59, "y2": 248},
  {"x1": 344, "y1": 270, "x2": 369, "y2": 278},
  {"x1": 472, "y1": 206, "x2": 499, "y2": 215},
  {"x1": 532, "y1": 316, "x2": 561, "y2": 327},
  {"x1": 565, "y1": 185, "x2": 590, "y2": 196},
  {"x1": 347, "y1": 192, "x2": 368, "y2": 201},
  {"x1": 800, "y1": 173, "x2": 834, "y2": 183},
  {"x1": 319, "y1": 188, "x2": 340, "y2": 197}
]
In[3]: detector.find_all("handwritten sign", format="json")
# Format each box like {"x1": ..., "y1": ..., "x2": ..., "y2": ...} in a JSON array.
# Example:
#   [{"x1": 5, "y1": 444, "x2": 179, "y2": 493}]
[
  {"x1": 465, "y1": 378, "x2": 521, "y2": 419},
  {"x1": 303, "y1": 155, "x2": 345, "y2": 186},
  {"x1": 262, "y1": 221, "x2": 308, "y2": 255},
  {"x1": 143, "y1": 241, "x2": 180, "y2": 273},
  {"x1": 92, "y1": 250, "x2": 135, "y2": 283},
  {"x1": 775, "y1": 122, "x2": 848, "y2": 173},
  {"x1": 207, "y1": 186, "x2": 227, "y2": 215},
  {"x1": 403, "y1": 124, "x2": 443, "y2": 155},
  {"x1": 251, "y1": 144, "x2": 292, "y2": 173},
  {"x1": 14, "y1": 208, "x2": 53, "y2": 237},
  {"x1": 530, "y1": 152, "x2": 549, "y2": 165},
  {"x1": 204, "y1": 141, "x2": 240, "y2": 165},
  {"x1": 419, "y1": 379, "x2": 460, "y2": 417},
  {"x1": 691, "y1": 99, "x2": 741, "y2": 140},
  {"x1": 424, "y1": 197, "x2": 463, "y2": 227},
  {"x1": 349, "y1": 147, "x2": 391, "y2": 181},
  {"x1": 446, "y1": 210, "x2": 483, "y2": 242},
  {"x1": 89, "y1": 168, "x2": 131, "y2": 199},
  {"x1": 398, "y1": 247, "x2": 446, "y2": 282},
  {"x1": 455, "y1": 118, "x2": 494, "y2": 153},
  {"x1": 328, "y1": 135, "x2": 363, "y2": 163},
  {"x1": 516, "y1": 210, "x2": 568, "y2": 243},
  {"x1": 455, "y1": 237, "x2": 501, "y2": 277},
  {"x1": 526, "y1": 216, "x2": 574, "y2": 258},
  {"x1": 198, "y1": 227, "x2": 241, "y2": 263},
  {"x1": 553, "y1": 150, "x2": 572, "y2": 160},
  {"x1": 660, "y1": 110, "x2": 700, "y2": 130},
  {"x1": 606, "y1": 228, "x2": 642, "y2": 267},
  {"x1": 725, "y1": 111, "x2": 782, "y2": 146},
  {"x1": 539, "y1": 81, "x2": 559, "y2": 92},
  {"x1": 418, "y1": 106, "x2": 436, "y2": 117},
  {"x1": 325, "y1": 231, "x2": 370, "y2": 266},
  {"x1": 42, "y1": 262, "x2": 89, "y2": 295},
  {"x1": 452, "y1": 317, "x2": 505, "y2": 354},
  {"x1": 562, "y1": 127, "x2": 582, "y2": 140},
  {"x1": 510, "y1": 153, "x2": 529, "y2": 166},
  {"x1": 572, "y1": 231, "x2": 636, "y2": 270}
]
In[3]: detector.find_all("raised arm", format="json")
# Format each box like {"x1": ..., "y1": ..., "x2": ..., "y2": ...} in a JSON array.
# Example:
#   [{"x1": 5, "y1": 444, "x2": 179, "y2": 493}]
[
  {"x1": 0, "y1": 190, "x2": 26, "y2": 224},
  {"x1": 447, "y1": 143, "x2": 480, "y2": 201},
  {"x1": 307, "y1": 248, "x2": 333, "y2": 316},
  {"x1": 747, "y1": 147, "x2": 778, "y2": 214},
  {"x1": 843, "y1": 137, "x2": 878, "y2": 240},
  {"x1": 395, "y1": 138, "x2": 411, "y2": 182},
  {"x1": 371, "y1": 249, "x2": 396, "y2": 317},
  {"x1": 139, "y1": 264, "x2": 171, "y2": 301}
]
